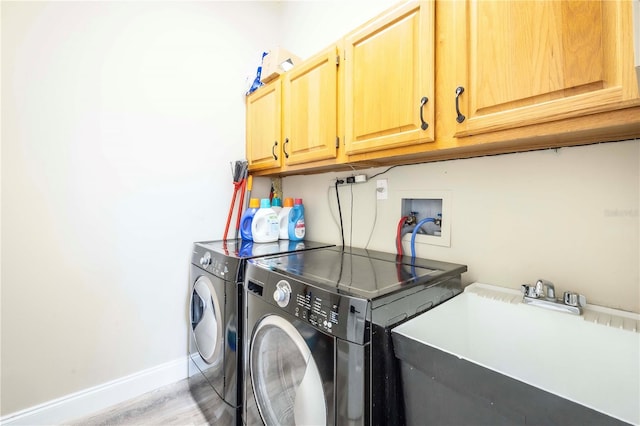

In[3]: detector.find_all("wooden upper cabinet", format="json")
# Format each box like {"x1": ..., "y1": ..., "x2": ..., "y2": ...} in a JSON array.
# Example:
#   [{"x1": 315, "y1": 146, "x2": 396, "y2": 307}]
[
  {"x1": 246, "y1": 80, "x2": 281, "y2": 172},
  {"x1": 344, "y1": 1, "x2": 435, "y2": 156},
  {"x1": 246, "y1": 0, "x2": 639, "y2": 176},
  {"x1": 282, "y1": 46, "x2": 339, "y2": 166},
  {"x1": 452, "y1": 0, "x2": 640, "y2": 138}
]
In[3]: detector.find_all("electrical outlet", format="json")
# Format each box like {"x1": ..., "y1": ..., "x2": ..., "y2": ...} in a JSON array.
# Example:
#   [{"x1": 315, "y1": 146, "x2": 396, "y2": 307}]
[
  {"x1": 335, "y1": 174, "x2": 367, "y2": 185},
  {"x1": 376, "y1": 179, "x2": 388, "y2": 200}
]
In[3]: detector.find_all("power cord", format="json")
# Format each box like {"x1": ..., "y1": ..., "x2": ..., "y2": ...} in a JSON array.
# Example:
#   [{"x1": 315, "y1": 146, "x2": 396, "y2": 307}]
[
  {"x1": 349, "y1": 183, "x2": 354, "y2": 247},
  {"x1": 335, "y1": 180, "x2": 345, "y2": 247},
  {"x1": 368, "y1": 164, "x2": 399, "y2": 180},
  {"x1": 331, "y1": 177, "x2": 379, "y2": 249}
]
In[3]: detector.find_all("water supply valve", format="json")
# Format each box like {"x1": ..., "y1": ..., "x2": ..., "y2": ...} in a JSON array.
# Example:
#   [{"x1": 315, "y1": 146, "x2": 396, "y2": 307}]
[{"x1": 405, "y1": 212, "x2": 418, "y2": 226}]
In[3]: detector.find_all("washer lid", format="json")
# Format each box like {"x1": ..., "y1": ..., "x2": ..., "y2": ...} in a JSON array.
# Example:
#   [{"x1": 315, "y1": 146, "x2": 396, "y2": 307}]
[
  {"x1": 252, "y1": 246, "x2": 466, "y2": 300},
  {"x1": 195, "y1": 239, "x2": 333, "y2": 260},
  {"x1": 250, "y1": 315, "x2": 327, "y2": 426},
  {"x1": 192, "y1": 239, "x2": 334, "y2": 280}
]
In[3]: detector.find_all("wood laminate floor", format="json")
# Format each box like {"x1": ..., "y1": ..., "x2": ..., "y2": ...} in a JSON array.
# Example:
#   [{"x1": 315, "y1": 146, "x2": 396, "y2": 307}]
[{"x1": 67, "y1": 376, "x2": 235, "y2": 426}]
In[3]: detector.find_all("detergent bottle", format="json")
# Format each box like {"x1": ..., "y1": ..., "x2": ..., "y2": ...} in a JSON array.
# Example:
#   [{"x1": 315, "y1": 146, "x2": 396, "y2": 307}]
[
  {"x1": 271, "y1": 197, "x2": 283, "y2": 215},
  {"x1": 288, "y1": 198, "x2": 305, "y2": 241},
  {"x1": 240, "y1": 198, "x2": 260, "y2": 240},
  {"x1": 278, "y1": 198, "x2": 294, "y2": 240},
  {"x1": 251, "y1": 199, "x2": 279, "y2": 243}
]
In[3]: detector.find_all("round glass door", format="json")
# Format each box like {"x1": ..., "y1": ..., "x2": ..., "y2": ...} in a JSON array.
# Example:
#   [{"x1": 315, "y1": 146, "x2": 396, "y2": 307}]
[
  {"x1": 250, "y1": 315, "x2": 327, "y2": 426},
  {"x1": 190, "y1": 276, "x2": 223, "y2": 364}
]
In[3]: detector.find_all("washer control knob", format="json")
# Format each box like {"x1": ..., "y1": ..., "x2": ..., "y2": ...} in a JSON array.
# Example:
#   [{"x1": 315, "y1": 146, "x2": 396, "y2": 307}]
[
  {"x1": 273, "y1": 280, "x2": 292, "y2": 307},
  {"x1": 200, "y1": 252, "x2": 211, "y2": 268},
  {"x1": 273, "y1": 289, "x2": 286, "y2": 302}
]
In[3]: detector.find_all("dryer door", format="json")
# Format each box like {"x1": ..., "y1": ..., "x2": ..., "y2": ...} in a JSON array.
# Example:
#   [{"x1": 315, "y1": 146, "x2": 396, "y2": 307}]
[
  {"x1": 191, "y1": 275, "x2": 223, "y2": 365},
  {"x1": 250, "y1": 315, "x2": 331, "y2": 426}
]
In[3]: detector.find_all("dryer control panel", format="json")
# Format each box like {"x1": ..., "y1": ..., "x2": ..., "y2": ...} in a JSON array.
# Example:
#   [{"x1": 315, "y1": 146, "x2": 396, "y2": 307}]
[
  {"x1": 245, "y1": 262, "x2": 370, "y2": 345},
  {"x1": 192, "y1": 244, "x2": 241, "y2": 282},
  {"x1": 293, "y1": 288, "x2": 340, "y2": 333}
]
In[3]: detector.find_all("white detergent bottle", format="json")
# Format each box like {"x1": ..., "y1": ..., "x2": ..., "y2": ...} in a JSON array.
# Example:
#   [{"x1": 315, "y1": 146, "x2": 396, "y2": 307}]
[
  {"x1": 251, "y1": 198, "x2": 279, "y2": 243},
  {"x1": 271, "y1": 197, "x2": 282, "y2": 215},
  {"x1": 278, "y1": 197, "x2": 294, "y2": 239}
]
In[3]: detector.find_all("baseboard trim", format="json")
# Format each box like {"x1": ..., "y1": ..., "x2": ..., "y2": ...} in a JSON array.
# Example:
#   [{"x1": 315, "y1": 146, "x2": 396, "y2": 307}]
[{"x1": 1, "y1": 356, "x2": 188, "y2": 426}]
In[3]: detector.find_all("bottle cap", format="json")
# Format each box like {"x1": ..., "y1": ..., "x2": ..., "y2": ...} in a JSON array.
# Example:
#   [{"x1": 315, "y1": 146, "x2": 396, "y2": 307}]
[
  {"x1": 249, "y1": 198, "x2": 260, "y2": 208},
  {"x1": 272, "y1": 197, "x2": 282, "y2": 207},
  {"x1": 283, "y1": 197, "x2": 294, "y2": 208},
  {"x1": 294, "y1": 198, "x2": 303, "y2": 205},
  {"x1": 260, "y1": 198, "x2": 271, "y2": 208}
]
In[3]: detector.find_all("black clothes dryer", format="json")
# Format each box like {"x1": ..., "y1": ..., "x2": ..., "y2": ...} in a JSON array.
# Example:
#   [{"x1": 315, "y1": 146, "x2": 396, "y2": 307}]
[{"x1": 243, "y1": 246, "x2": 467, "y2": 425}]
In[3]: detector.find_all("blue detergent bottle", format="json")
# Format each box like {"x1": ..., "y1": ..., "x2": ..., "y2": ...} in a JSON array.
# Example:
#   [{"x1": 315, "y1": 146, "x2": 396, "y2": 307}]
[
  {"x1": 240, "y1": 198, "x2": 260, "y2": 241},
  {"x1": 288, "y1": 198, "x2": 305, "y2": 241}
]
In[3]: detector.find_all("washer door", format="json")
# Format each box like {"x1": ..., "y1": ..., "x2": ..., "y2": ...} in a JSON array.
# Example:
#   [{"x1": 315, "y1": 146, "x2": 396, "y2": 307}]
[
  {"x1": 250, "y1": 315, "x2": 327, "y2": 426},
  {"x1": 190, "y1": 276, "x2": 223, "y2": 365}
]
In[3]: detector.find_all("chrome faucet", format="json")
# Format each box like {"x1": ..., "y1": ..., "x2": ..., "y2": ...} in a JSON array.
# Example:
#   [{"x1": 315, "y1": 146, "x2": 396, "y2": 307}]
[
  {"x1": 543, "y1": 280, "x2": 555, "y2": 299},
  {"x1": 521, "y1": 279, "x2": 586, "y2": 315}
]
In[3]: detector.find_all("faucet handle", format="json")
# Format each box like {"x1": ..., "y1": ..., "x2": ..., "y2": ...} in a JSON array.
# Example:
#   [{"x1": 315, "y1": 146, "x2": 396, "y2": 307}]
[
  {"x1": 563, "y1": 291, "x2": 586, "y2": 307},
  {"x1": 534, "y1": 280, "x2": 544, "y2": 297},
  {"x1": 521, "y1": 284, "x2": 538, "y2": 298},
  {"x1": 564, "y1": 291, "x2": 578, "y2": 306}
]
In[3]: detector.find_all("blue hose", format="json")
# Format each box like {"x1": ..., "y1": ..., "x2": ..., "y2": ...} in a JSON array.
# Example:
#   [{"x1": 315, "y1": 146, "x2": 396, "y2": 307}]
[{"x1": 411, "y1": 217, "x2": 435, "y2": 259}]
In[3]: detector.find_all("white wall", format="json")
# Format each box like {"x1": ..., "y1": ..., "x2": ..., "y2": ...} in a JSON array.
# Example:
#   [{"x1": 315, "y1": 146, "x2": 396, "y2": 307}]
[
  {"x1": 2, "y1": 0, "x2": 639, "y2": 419},
  {"x1": 279, "y1": 0, "x2": 396, "y2": 59},
  {"x1": 284, "y1": 141, "x2": 640, "y2": 312},
  {"x1": 278, "y1": 1, "x2": 640, "y2": 313},
  {"x1": 1, "y1": 1, "x2": 280, "y2": 416}
]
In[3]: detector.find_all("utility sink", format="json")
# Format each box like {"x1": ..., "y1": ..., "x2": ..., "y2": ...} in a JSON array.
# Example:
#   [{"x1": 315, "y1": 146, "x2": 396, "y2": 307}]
[{"x1": 392, "y1": 282, "x2": 640, "y2": 425}]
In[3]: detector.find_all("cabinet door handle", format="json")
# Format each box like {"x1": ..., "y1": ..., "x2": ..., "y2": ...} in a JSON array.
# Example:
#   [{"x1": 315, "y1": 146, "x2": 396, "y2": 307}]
[
  {"x1": 455, "y1": 86, "x2": 466, "y2": 123},
  {"x1": 419, "y1": 97, "x2": 429, "y2": 130},
  {"x1": 283, "y1": 138, "x2": 290, "y2": 159},
  {"x1": 272, "y1": 141, "x2": 278, "y2": 161}
]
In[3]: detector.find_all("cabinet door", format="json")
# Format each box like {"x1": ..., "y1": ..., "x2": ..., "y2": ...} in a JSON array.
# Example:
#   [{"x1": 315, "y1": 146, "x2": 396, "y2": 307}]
[
  {"x1": 246, "y1": 80, "x2": 281, "y2": 172},
  {"x1": 282, "y1": 47, "x2": 338, "y2": 166},
  {"x1": 452, "y1": 0, "x2": 639, "y2": 138},
  {"x1": 344, "y1": 1, "x2": 434, "y2": 156}
]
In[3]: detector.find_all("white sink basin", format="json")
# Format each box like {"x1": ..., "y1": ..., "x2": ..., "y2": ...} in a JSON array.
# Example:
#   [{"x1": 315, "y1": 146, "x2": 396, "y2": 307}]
[{"x1": 393, "y1": 282, "x2": 640, "y2": 425}]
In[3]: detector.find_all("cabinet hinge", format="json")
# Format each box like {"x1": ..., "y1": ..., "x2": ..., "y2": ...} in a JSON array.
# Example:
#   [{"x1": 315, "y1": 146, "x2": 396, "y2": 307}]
[
  {"x1": 336, "y1": 137, "x2": 340, "y2": 148},
  {"x1": 336, "y1": 55, "x2": 340, "y2": 66}
]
